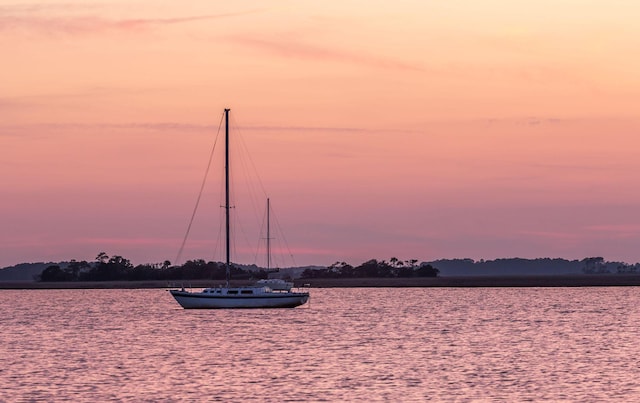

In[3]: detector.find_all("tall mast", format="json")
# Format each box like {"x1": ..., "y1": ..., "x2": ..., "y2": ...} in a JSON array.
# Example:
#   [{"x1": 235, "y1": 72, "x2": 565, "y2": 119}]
[
  {"x1": 267, "y1": 198, "x2": 271, "y2": 271},
  {"x1": 224, "y1": 108, "x2": 231, "y2": 287}
]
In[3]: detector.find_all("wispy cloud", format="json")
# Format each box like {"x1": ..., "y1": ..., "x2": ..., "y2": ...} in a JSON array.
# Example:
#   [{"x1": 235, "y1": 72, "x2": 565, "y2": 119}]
[
  {"x1": 245, "y1": 125, "x2": 411, "y2": 133},
  {"x1": 0, "y1": 8, "x2": 260, "y2": 36},
  {"x1": 0, "y1": 3, "x2": 98, "y2": 14},
  {"x1": 0, "y1": 97, "x2": 29, "y2": 110},
  {"x1": 482, "y1": 116, "x2": 564, "y2": 127},
  {"x1": 78, "y1": 237, "x2": 179, "y2": 247},
  {"x1": 0, "y1": 122, "x2": 211, "y2": 137},
  {"x1": 229, "y1": 35, "x2": 425, "y2": 72},
  {"x1": 518, "y1": 230, "x2": 582, "y2": 240},
  {"x1": 0, "y1": 122, "x2": 417, "y2": 137},
  {"x1": 585, "y1": 225, "x2": 640, "y2": 234}
]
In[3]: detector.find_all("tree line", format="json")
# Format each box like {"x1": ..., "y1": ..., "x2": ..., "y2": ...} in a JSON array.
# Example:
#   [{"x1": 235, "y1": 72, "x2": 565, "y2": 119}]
[
  {"x1": 38, "y1": 252, "x2": 269, "y2": 282},
  {"x1": 38, "y1": 254, "x2": 439, "y2": 282},
  {"x1": 301, "y1": 258, "x2": 439, "y2": 279}
]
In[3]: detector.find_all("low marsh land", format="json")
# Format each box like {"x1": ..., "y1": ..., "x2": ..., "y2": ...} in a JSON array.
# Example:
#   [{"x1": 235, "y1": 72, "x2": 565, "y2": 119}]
[{"x1": 3, "y1": 275, "x2": 640, "y2": 289}]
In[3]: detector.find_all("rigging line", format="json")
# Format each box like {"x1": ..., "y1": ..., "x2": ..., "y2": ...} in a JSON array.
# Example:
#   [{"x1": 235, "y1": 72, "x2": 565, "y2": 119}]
[
  {"x1": 233, "y1": 199, "x2": 255, "y2": 265},
  {"x1": 213, "y1": 160, "x2": 225, "y2": 263},
  {"x1": 252, "y1": 202, "x2": 269, "y2": 266},
  {"x1": 175, "y1": 112, "x2": 225, "y2": 265},
  {"x1": 225, "y1": 157, "x2": 246, "y2": 266},
  {"x1": 229, "y1": 112, "x2": 295, "y2": 268},
  {"x1": 231, "y1": 112, "x2": 269, "y2": 199},
  {"x1": 270, "y1": 201, "x2": 297, "y2": 267},
  {"x1": 229, "y1": 112, "x2": 268, "y2": 258},
  {"x1": 239, "y1": 151, "x2": 265, "y2": 250}
]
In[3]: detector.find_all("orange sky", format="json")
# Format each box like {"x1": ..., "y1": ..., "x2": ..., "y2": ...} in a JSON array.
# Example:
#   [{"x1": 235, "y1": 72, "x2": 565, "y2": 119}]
[{"x1": 2, "y1": 1, "x2": 639, "y2": 268}]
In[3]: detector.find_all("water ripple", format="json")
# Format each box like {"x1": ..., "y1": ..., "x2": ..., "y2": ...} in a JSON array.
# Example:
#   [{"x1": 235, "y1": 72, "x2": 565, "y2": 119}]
[{"x1": 1, "y1": 287, "x2": 640, "y2": 401}]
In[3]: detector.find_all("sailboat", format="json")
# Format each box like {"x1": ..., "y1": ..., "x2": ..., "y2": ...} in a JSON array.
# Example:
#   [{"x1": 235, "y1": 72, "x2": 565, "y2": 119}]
[{"x1": 169, "y1": 109, "x2": 309, "y2": 309}]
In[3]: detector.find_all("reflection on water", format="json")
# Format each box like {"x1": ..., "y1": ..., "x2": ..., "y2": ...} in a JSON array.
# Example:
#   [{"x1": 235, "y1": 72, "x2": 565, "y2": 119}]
[{"x1": 1, "y1": 287, "x2": 640, "y2": 401}]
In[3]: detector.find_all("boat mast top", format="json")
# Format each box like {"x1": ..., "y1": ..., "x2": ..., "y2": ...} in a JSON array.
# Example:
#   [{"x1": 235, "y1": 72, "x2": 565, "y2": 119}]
[{"x1": 224, "y1": 108, "x2": 231, "y2": 287}]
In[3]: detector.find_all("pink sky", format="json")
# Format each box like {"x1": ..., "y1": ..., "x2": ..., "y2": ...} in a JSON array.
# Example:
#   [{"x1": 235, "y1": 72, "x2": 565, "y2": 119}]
[{"x1": 2, "y1": 1, "x2": 640, "y2": 268}]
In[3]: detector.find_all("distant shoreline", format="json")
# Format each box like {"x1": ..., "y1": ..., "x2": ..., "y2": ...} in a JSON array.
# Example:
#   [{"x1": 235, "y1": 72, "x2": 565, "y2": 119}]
[{"x1": 2, "y1": 275, "x2": 640, "y2": 289}]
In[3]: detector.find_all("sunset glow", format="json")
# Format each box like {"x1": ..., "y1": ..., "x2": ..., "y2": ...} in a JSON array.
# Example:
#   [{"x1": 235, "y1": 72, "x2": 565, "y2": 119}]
[{"x1": 2, "y1": 1, "x2": 639, "y2": 267}]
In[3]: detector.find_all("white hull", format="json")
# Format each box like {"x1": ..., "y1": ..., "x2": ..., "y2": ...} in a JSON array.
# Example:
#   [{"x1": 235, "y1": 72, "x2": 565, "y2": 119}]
[{"x1": 170, "y1": 289, "x2": 309, "y2": 309}]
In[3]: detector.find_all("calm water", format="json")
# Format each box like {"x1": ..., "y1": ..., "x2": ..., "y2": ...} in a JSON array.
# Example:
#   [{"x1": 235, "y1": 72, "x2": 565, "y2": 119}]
[{"x1": 1, "y1": 287, "x2": 640, "y2": 402}]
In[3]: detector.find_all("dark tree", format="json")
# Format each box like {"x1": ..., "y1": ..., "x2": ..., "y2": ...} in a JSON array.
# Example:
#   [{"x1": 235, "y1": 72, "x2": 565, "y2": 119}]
[
  {"x1": 96, "y1": 252, "x2": 109, "y2": 264},
  {"x1": 301, "y1": 258, "x2": 439, "y2": 279},
  {"x1": 82, "y1": 254, "x2": 133, "y2": 281},
  {"x1": 354, "y1": 259, "x2": 381, "y2": 277},
  {"x1": 40, "y1": 265, "x2": 72, "y2": 282},
  {"x1": 415, "y1": 264, "x2": 439, "y2": 277},
  {"x1": 65, "y1": 259, "x2": 90, "y2": 281}
]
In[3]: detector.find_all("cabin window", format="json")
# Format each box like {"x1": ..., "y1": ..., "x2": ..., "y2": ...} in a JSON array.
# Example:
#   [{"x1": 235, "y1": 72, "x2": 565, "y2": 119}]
[
  {"x1": 227, "y1": 290, "x2": 238, "y2": 295},
  {"x1": 241, "y1": 290, "x2": 253, "y2": 294}
]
